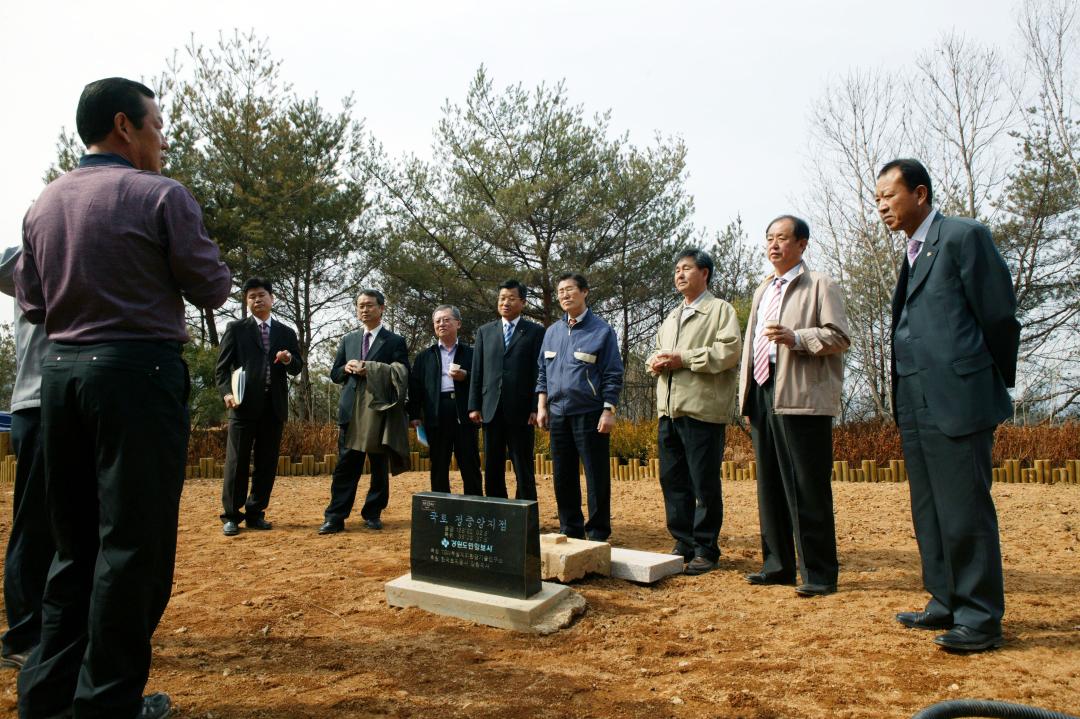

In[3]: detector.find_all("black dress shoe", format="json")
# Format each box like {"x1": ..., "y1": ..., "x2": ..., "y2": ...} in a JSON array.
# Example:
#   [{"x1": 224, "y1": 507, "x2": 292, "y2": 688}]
[
  {"x1": 222, "y1": 521, "x2": 240, "y2": 536},
  {"x1": 246, "y1": 517, "x2": 273, "y2": 530},
  {"x1": 896, "y1": 610, "x2": 952, "y2": 631},
  {"x1": 670, "y1": 545, "x2": 693, "y2": 562},
  {"x1": 139, "y1": 691, "x2": 172, "y2": 719},
  {"x1": 364, "y1": 518, "x2": 383, "y2": 531},
  {"x1": 318, "y1": 520, "x2": 344, "y2": 535},
  {"x1": 933, "y1": 625, "x2": 1004, "y2": 653},
  {"x1": 0, "y1": 651, "x2": 28, "y2": 669},
  {"x1": 745, "y1": 572, "x2": 796, "y2": 586},
  {"x1": 795, "y1": 583, "x2": 836, "y2": 597},
  {"x1": 683, "y1": 557, "x2": 718, "y2": 575}
]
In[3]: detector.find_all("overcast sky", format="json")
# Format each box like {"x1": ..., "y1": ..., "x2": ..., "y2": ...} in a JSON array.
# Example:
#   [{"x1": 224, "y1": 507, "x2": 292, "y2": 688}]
[{"x1": 0, "y1": 0, "x2": 1024, "y2": 322}]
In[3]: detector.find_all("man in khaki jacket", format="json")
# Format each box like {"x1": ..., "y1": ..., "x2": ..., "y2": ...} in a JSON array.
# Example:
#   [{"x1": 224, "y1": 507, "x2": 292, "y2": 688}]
[
  {"x1": 738, "y1": 215, "x2": 849, "y2": 596},
  {"x1": 647, "y1": 248, "x2": 742, "y2": 575}
]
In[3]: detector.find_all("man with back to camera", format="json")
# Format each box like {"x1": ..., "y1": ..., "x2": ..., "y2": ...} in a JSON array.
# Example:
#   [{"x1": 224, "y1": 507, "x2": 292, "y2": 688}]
[
  {"x1": 15, "y1": 77, "x2": 231, "y2": 718},
  {"x1": 737, "y1": 215, "x2": 849, "y2": 597},
  {"x1": 536, "y1": 273, "x2": 623, "y2": 541},
  {"x1": 215, "y1": 277, "x2": 303, "y2": 536},
  {"x1": 468, "y1": 279, "x2": 545, "y2": 499},
  {"x1": 319, "y1": 290, "x2": 409, "y2": 534},
  {"x1": 647, "y1": 248, "x2": 742, "y2": 576},
  {"x1": 407, "y1": 304, "x2": 483, "y2": 495},
  {"x1": 0, "y1": 247, "x2": 52, "y2": 671},
  {"x1": 877, "y1": 158, "x2": 1019, "y2": 652}
]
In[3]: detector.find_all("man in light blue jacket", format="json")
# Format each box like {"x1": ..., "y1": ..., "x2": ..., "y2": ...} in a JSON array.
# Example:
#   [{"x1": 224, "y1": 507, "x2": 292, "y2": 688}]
[
  {"x1": 536, "y1": 272, "x2": 623, "y2": 541},
  {"x1": 0, "y1": 246, "x2": 51, "y2": 670}
]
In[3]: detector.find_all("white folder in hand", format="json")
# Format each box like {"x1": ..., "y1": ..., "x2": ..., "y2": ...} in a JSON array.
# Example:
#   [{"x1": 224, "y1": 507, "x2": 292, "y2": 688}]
[{"x1": 231, "y1": 368, "x2": 246, "y2": 405}]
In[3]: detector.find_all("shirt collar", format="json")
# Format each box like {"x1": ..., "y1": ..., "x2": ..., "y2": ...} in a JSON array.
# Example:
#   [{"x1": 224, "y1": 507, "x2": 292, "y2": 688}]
[
  {"x1": 364, "y1": 324, "x2": 382, "y2": 337},
  {"x1": 502, "y1": 317, "x2": 518, "y2": 330},
  {"x1": 255, "y1": 315, "x2": 273, "y2": 329},
  {"x1": 78, "y1": 153, "x2": 135, "y2": 169},
  {"x1": 568, "y1": 308, "x2": 590, "y2": 324},
  {"x1": 911, "y1": 209, "x2": 938, "y2": 244},
  {"x1": 439, "y1": 340, "x2": 457, "y2": 353},
  {"x1": 683, "y1": 289, "x2": 708, "y2": 308},
  {"x1": 772, "y1": 261, "x2": 804, "y2": 284}
]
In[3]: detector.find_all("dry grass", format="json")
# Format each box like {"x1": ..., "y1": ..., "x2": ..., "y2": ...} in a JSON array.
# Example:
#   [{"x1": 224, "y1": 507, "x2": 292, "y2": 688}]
[{"x1": 189, "y1": 419, "x2": 1080, "y2": 469}]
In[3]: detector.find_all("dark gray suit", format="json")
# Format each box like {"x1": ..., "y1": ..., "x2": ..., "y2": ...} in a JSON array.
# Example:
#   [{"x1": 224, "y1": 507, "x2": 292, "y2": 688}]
[
  {"x1": 468, "y1": 317, "x2": 545, "y2": 499},
  {"x1": 324, "y1": 327, "x2": 409, "y2": 523},
  {"x1": 891, "y1": 212, "x2": 1019, "y2": 635}
]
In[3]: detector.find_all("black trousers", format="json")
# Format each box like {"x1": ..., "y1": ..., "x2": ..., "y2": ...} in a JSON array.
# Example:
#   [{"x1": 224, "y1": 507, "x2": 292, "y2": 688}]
[
  {"x1": 550, "y1": 409, "x2": 610, "y2": 541},
  {"x1": 18, "y1": 341, "x2": 189, "y2": 719},
  {"x1": 747, "y1": 376, "x2": 838, "y2": 587},
  {"x1": 2, "y1": 408, "x2": 54, "y2": 659},
  {"x1": 220, "y1": 398, "x2": 285, "y2": 523},
  {"x1": 427, "y1": 393, "x2": 483, "y2": 495},
  {"x1": 481, "y1": 409, "x2": 536, "y2": 500},
  {"x1": 658, "y1": 415, "x2": 725, "y2": 562},
  {"x1": 324, "y1": 425, "x2": 389, "y2": 522},
  {"x1": 896, "y1": 373, "x2": 1003, "y2": 634}
]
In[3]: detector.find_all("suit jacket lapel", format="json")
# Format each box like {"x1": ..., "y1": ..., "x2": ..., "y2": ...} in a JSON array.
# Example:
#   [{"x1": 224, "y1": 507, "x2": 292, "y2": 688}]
[
  {"x1": 428, "y1": 345, "x2": 442, "y2": 394},
  {"x1": 366, "y1": 331, "x2": 387, "y2": 362},
  {"x1": 248, "y1": 317, "x2": 264, "y2": 355},
  {"x1": 906, "y1": 215, "x2": 942, "y2": 299},
  {"x1": 891, "y1": 258, "x2": 909, "y2": 334}
]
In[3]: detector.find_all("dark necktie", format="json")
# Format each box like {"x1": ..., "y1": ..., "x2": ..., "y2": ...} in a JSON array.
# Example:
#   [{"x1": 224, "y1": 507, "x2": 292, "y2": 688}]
[
  {"x1": 362, "y1": 331, "x2": 371, "y2": 360},
  {"x1": 260, "y1": 322, "x2": 271, "y2": 387}
]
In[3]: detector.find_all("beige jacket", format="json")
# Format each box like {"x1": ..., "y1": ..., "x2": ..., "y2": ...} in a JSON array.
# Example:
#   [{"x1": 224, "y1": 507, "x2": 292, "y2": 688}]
[
  {"x1": 738, "y1": 265, "x2": 850, "y2": 416},
  {"x1": 646, "y1": 291, "x2": 742, "y2": 424},
  {"x1": 345, "y1": 361, "x2": 412, "y2": 474}
]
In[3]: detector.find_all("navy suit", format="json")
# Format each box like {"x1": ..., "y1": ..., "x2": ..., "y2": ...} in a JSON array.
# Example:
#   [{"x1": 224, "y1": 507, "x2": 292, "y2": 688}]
[
  {"x1": 324, "y1": 327, "x2": 409, "y2": 524},
  {"x1": 468, "y1": 317, "x2": 545, "y2": 499},
  {"x1": 891, "y1": 212, "x2": 1020, "y2": 634},
  {"x1": 215, "y1": 316, "x2": 303, "y2": 524}
]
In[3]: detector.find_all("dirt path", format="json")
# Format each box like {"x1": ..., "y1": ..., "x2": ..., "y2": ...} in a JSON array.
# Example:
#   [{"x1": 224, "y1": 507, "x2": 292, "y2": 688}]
[{"x1": 1, "y1": 474, "x2": 1078, "y2": 718}]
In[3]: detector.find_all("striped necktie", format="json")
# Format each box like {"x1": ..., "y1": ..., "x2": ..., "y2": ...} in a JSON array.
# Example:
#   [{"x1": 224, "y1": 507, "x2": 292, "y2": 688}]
[
  {"x1": 753, "y1": 278, "x2": 786, "y2": 386},
  {"x1": 503, "y1": 321, "x2": 514, "y2": 348},
  {"x1": 260, "y1": 321, "x2": 271, "y2": 387}
]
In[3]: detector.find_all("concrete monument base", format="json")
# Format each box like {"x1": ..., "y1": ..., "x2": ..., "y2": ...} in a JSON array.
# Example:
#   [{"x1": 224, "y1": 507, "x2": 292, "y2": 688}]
[
  {"x1": 539, "y1": 534, "x2": 611, "y2": 582},
  {"x1": 609, "y1": 547, "x2": 684, "y2": 583},
  {"x1": 385, "y1": 574, "x2": 586, "y2": 634}
]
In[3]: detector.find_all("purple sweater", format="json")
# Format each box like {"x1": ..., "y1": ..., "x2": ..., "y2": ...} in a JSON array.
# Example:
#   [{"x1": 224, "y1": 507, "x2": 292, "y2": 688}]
[{"x1": 16, "y1": 157, "x2": 231, "y2": 343}]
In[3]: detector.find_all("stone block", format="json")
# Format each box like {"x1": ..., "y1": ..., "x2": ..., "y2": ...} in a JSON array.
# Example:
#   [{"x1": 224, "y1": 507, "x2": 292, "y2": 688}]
[
  {"x1": 609, "y1": 547, "x2": 685, "y2": 583},
  {"x1": 539, "y1": 534, "x2": 610, "y2": 582},
  {"x1": 385, "y1": 573, "x2": 586, "y2": 634}
]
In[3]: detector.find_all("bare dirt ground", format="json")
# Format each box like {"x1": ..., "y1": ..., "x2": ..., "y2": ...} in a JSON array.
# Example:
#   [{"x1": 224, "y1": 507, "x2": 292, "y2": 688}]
[{"x1": 1, "y1": 473, "x2": 1078, "y2": 718}]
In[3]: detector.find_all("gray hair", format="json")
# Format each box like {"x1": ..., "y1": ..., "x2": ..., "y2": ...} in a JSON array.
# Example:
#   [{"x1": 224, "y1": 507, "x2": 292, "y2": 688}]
[{"x1": 432, "y1": 304, "x2": 462, "y2": 321}]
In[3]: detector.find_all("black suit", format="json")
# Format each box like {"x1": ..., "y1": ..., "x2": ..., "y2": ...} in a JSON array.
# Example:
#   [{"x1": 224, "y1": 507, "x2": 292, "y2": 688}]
[
  {"x1": 468, "y1": 317, "x2": 545, "y2": 499},
  {"x1": 324, "y1": 326, "x2": 409, "y2": 524},
  {"x1": 407, "y1": 342, "x2": 483, "y2": 495},
  {"x1": 891, "y1": 212, "x2": 1019, "y2": 635},
  {"x1": 215, "y1": 316, "x2": 303, "y2": 524}
]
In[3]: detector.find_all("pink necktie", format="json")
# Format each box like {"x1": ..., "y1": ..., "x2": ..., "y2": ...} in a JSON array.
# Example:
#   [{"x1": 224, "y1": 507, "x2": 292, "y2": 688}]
[
  {"x1": 753, "y1": 278, "x2": 786, "y2": 386},
  {"x1": 907, "y1": 238, "x2": 923, "y2": 265}
]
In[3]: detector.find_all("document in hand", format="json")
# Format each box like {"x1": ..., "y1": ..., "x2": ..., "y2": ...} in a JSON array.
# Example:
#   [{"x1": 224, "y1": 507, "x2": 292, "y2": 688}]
[{"x1": 231, "y1": 368, "x2": 246, "y2": 405}]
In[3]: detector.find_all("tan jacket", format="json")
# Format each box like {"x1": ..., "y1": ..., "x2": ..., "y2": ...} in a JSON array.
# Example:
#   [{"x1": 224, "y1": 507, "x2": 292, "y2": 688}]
[
  {"x1": 345, "y1": 361, "x2": 412, "y2": 474},
  {"x1": 738, "y1": 265, "x2": 850, "y2": 416},
  {"x1": 647, "y1": 291, "x2": 742, "y2": 424}
]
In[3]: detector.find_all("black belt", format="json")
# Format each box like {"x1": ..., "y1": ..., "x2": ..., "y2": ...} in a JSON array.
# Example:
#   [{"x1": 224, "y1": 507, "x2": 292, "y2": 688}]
[{"x1": 440, "y1": 391, "x2": 456, "y2": 399}]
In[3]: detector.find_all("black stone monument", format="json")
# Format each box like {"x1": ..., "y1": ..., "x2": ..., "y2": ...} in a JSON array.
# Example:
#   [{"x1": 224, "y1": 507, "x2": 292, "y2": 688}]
[{"x1": 410, "y1": 492, "x2": 541, "y2": 599}]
